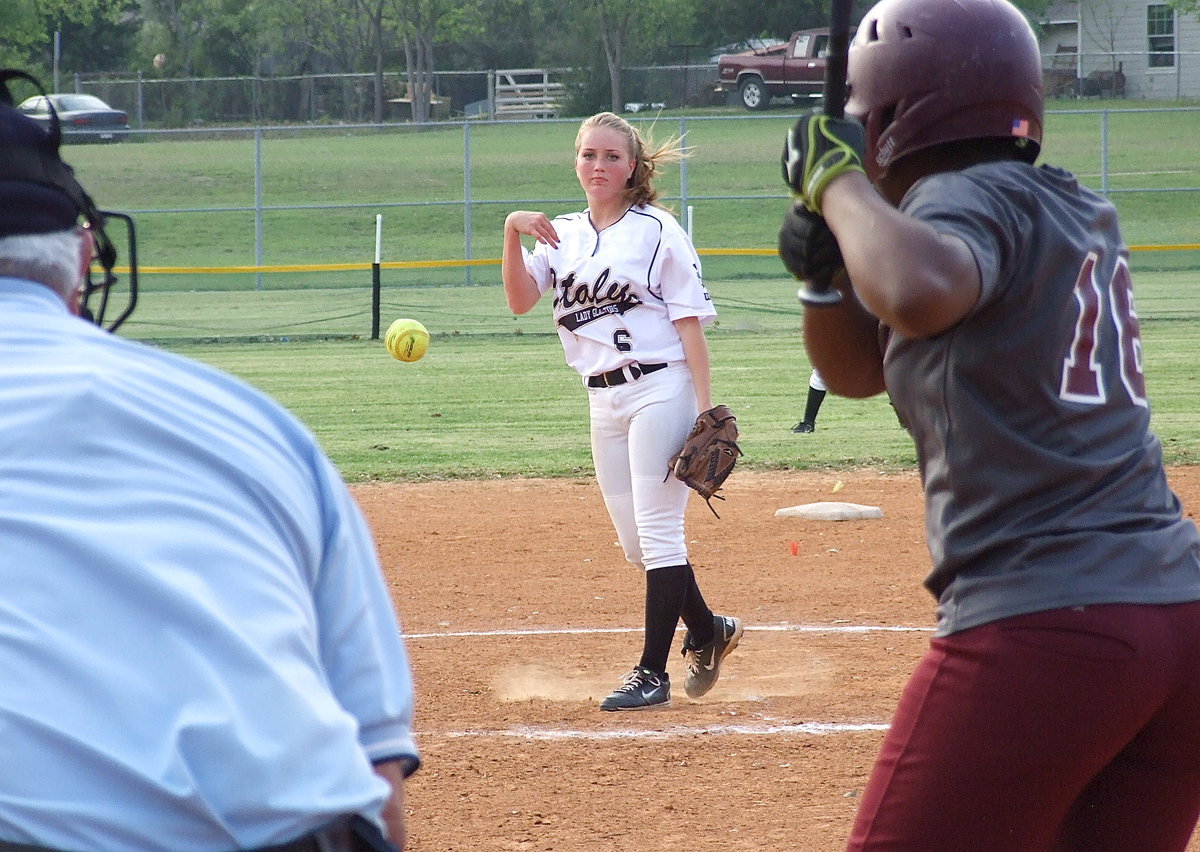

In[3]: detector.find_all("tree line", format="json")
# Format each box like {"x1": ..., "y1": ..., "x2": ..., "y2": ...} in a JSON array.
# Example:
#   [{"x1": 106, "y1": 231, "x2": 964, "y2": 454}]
[{"x1": 6, "y1": 0, "x2": 1189, "y2": 120}]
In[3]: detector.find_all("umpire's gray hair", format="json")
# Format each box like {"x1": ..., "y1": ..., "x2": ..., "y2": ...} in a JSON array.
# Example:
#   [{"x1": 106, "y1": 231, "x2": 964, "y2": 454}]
[{"x1": 0, "y1": 229, "x2": 86, "y2": 302}]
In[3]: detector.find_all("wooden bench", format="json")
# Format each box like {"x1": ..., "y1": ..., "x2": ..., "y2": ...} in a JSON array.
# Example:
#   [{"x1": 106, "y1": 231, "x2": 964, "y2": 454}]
[{"x1": 491, "y1": 69, "x2": 563, "y2": 119}]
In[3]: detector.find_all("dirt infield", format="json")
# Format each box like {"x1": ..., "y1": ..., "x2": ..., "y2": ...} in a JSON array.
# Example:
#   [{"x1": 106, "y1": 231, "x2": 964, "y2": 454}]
[{"x1": 355, "y1": 467, "x2": 1200, "y2": 851}]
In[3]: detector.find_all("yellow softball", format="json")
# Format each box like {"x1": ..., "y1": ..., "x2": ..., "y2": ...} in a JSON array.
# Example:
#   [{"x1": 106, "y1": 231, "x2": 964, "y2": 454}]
[{"x1": 385, "y1": 318, "x2": 429, "y2": 362}]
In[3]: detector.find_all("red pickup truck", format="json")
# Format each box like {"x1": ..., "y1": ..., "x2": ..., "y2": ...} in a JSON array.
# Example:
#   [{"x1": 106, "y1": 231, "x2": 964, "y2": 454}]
[{"x1": 716, "y1": 28, "x2": 830, "y2": 110}]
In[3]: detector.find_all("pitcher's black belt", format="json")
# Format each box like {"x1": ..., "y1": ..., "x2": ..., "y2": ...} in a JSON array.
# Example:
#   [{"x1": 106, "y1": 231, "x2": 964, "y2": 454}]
[{"x1": 587, "y1": 362, "x2": 668, "y2": 388}]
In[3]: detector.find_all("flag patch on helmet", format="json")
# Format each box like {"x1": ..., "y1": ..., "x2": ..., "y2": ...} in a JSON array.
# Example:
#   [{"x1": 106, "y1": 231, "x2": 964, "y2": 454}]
[{"x1": 1011, "y1": 118, "x2": 1031, "y2": 137}]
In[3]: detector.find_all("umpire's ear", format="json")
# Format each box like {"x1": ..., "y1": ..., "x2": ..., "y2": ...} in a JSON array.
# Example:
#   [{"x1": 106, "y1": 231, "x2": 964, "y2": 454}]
[{"x1": 69, "y1": 227, "x2": 94, "y2": 316}]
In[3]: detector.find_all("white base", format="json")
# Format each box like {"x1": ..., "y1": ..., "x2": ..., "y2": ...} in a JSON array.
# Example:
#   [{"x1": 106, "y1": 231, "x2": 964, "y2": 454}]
[{"x1": 774, "y1": 501, "x2": 883, "y2": 521}]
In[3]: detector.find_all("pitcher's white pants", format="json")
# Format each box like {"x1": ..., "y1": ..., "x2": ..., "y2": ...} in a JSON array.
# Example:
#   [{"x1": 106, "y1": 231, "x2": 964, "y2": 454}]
[{"x1": 587, "y1": 363, "x2": 697, "y2": 572}]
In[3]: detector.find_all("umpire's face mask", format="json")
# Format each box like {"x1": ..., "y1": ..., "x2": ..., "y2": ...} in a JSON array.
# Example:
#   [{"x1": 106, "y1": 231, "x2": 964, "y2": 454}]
[{"x1": 0, "y1": 68, "x2": 139, "y2": 332}]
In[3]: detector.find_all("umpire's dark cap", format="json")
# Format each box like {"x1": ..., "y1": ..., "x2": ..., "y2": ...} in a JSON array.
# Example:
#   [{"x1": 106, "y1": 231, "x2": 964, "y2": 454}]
[{"x1": 0, "y1": 102, "x2": 82, "y2": 238}]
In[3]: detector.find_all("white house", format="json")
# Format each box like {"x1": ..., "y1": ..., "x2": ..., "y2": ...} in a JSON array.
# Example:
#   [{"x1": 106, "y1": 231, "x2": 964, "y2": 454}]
[{"x1": 1040, "y1": 0, "x2": 1200, "y2": 98}]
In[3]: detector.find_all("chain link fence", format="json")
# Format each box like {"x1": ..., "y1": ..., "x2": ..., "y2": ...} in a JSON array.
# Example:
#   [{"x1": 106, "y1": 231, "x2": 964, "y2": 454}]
[
  {"x1": 49, "y1": 101, "x2": 1199, "y2": 343},
  {"x1": 69, "y1": 66, "x2": 730, "y2": 128},
  {"x1": 62, "y1": 50, "x2": 1200, "y2": 130}
]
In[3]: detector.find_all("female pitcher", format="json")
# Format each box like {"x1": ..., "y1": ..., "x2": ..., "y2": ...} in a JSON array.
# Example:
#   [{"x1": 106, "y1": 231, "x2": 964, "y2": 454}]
[{"x1": 501, "y1": 112, "x2": 742, "y2": 711}]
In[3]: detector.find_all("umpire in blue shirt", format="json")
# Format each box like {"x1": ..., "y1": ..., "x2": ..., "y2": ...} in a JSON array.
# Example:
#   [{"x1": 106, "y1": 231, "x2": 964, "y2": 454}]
[{"x1": 0, "y1": 72, "x2": 419, "y2": 852}]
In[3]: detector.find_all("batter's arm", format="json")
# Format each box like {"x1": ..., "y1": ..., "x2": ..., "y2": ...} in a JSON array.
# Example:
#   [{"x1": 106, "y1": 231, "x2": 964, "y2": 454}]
[
  {"x1": 502, "y1": 211, "x2": 557, "y2": 314},
  {"x1": 674, "y1": 315, "x2": 713, "y2": 411},
  {"x1": 821, "y1": 173, "x2": 981, "y2": 339},
  {"x1": 802, "y1": 272, "x2": 887, "y2": 398}
]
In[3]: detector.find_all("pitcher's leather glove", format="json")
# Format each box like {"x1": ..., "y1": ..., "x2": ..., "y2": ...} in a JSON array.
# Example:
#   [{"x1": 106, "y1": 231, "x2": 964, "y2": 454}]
[
  {"x1": 668, "y1": 405, "x2": 743, "y2": 517},
  {"x1": 782, "y1": 110, "x2": 866, "y2": 215}
]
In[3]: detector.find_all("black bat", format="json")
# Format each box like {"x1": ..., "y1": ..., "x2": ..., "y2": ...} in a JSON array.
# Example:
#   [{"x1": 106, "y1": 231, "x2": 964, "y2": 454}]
[
  {"x1": 823, "y1": 0, "x2": 853, "y2": 121},
  {"x1": 796, "y1": 0, "x2": 854, "y2": 307}
]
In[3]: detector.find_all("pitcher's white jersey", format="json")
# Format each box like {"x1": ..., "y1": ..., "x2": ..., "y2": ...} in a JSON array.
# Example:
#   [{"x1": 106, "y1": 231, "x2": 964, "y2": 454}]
[{"x1": 523, "y1": 204, "x2": 715, "y2": 377}]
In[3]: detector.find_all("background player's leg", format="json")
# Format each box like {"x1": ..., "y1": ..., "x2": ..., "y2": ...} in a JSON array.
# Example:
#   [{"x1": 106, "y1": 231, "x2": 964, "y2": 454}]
[
  {"x1": 793, "y1": 368, "x2": 828, "y2": 433},
  {"x1": 802, "y1": 384, "x2": 827, "y2": 424}
]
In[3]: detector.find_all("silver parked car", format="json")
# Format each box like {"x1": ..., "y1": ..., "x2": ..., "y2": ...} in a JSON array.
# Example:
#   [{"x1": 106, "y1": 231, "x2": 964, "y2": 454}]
[{"x1": 16, "y1": 93, "x2": 129, "y2": 143}]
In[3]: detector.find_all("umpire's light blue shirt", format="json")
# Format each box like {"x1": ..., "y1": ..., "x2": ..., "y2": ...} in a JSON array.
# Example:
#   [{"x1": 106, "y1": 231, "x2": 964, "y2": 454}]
[{"x1": 0, "y1": 278, "x2": 418, "y2": 851}]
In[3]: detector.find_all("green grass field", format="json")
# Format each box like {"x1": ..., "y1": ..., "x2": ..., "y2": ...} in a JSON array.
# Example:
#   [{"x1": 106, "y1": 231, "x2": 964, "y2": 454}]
[
  {"x1": 60, "y1": 104, "x2": 1200, "y2": 480},
  {"x1": 64, "y1": 101, "x2": 1200, "y2": 279},
  {"x1": 122, "y1": 273, "x2": 1200, "y2": 481}
]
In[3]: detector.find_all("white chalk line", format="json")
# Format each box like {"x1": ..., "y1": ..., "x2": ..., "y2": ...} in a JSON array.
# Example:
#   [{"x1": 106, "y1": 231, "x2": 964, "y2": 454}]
[
  {"x1": 438, "y1": 721, "x2": 890, "y2": 741},
  {"x1": 404, "y1": 623, "x2": 932, "y2": 640}
]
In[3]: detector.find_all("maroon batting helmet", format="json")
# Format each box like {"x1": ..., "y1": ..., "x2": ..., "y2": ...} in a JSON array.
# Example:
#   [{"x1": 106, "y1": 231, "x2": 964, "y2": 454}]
[{"x1": 845, "y1": 0, "x2": 1044, "y2": 182}]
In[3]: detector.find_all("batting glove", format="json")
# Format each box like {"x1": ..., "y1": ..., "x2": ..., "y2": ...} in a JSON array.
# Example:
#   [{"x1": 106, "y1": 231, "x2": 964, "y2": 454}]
[
  {"x1": 782, "y1": 110, "x2": 866, "y2": 216},
  {"x1": 778, "y1": 204, "x2": 845, "y2": 305}
]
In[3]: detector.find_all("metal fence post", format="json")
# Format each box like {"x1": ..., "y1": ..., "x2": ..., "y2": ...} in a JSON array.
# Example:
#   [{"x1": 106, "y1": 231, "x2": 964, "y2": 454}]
[
  {"x1": 679, "y1": 116, "x2": 689, "y2": 222},
  {"x1": 255, "y1": 129, "x2": 264, "y2": 291},
  {"x1": 464, "y1": 121, "x2": 474, "y2": 285},
  {"x1": 372, "y1": 213, "x2": 382, "y2": 339},
  {"x1": 1100, "y1": 110, "x2": 1110, "y2": 197}
]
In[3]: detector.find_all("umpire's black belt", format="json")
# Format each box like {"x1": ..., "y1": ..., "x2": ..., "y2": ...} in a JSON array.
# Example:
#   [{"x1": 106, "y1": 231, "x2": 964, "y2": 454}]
[
  {"x1": 587, "y1": 362, "x2": 667, "y2": 388},
  {"x1": 0, "y1": 814, "x2": 393, "y2": 852}
]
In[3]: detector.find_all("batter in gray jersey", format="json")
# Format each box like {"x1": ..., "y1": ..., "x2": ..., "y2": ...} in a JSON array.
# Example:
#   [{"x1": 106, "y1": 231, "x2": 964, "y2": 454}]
[
  {"x1": 780, "y1": 0, "x2": 1200, "y2": 846},
  {"x1": 889, "y1": 161, "x2": 1200, "y2": 635}
]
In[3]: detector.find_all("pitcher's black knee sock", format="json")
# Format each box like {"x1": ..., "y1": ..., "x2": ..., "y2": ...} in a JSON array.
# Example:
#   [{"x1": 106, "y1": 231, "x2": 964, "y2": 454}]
[{"x1": 638, "y1": 564, "x2": 690, "y2": 674}]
